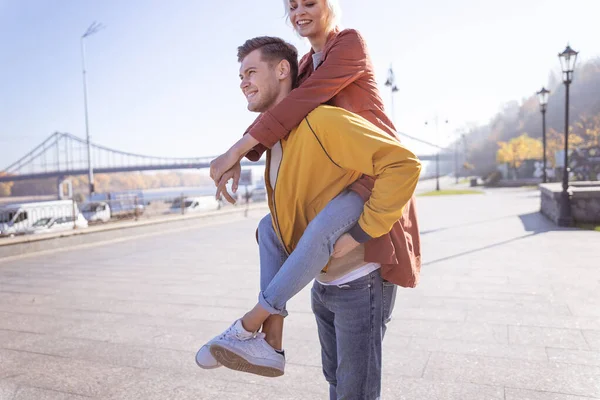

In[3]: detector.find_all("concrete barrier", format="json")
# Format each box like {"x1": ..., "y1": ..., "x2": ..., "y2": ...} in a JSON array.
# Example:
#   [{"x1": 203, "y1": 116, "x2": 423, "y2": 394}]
[
  {"x1": 540, "y1": 182, "x2": 600, "y2": 225},
  {"x1": 0, "y1": 204, "x2": 269, "y2": 261}
]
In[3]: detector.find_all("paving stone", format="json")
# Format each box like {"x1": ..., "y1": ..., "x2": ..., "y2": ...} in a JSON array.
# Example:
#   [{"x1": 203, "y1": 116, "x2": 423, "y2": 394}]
[
  {"x1": 397, "y1": 296, "x2": 571, "y2": 316},
  {"x1": 13, "y1": 387, "x2": 92, "y2": 400},
  {"x1": 105, "y1": 365, "x2": 327, "y2": 400},
  {"x1": 505, "y1": 387, "x2": 598, "y2": 400},
  {"x1": 566, "y1": 302, "x2": 600, "y2": 318},
  {"x1": 389, "y1": 306, "x2": 467, "y2": 322},
  {"x1": 0, "y1": 304, "x2": 130, "y2": 324},
  {"x1": 0, "y1": 312, "x2": 74, "y2": 335},
  {"x1": 1, "y1": 187, "x2": 598, "y2": 398},
  {"x1": 423, "y1": 352, "x2": 600, "y2": 397},
  {"x1": 583, "y1": 330, "x2": 600, "y2": 351},
  {"x1": 2, "y1": 349, "x2": 140, "y2": 398},
  {"x1": 546, "y1": 348, "x2": 600, "y2": 367},
  {"x1": 509, "y1": 326, "x2": 589, "y2": 350},
  {"x1": 409, "y1": 337, "x2": 549, "y2": 361},
  {"x1": 466, "y1": 311, "x2": 600, "y2": 331},
  {"x1": 381, "y1": 375, "x2": 505, "y2": 399},
  {"x1": 0, "y1": 381, "x2": 18, "y2": 400},
  {"x1": 386, "y1": 320, "x2": 509, "y2": 345}
]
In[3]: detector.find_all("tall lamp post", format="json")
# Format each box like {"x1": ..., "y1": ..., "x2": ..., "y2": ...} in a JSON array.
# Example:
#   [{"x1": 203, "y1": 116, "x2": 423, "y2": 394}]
[
  {"x1": 81, "y1": 21, "x2": 105, "y2": 195},
  {"x1": 536, "y1": 87, "x2": 550, "y2": 183},
  {"x1": 384, "y1": 65, "x2": 399, "y2": 123},
  {"x1": 425, "y1": 116, "x2": 448, "y2": 191},
  {"x1": 454, "y1": 138, "x2": 459, "y2": 184},
  {"x1": 557, "y1": 44, "x2": 578, "y2": 227}
]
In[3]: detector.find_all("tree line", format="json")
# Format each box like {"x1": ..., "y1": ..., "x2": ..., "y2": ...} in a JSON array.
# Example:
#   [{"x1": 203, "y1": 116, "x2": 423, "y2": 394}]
[
  {"x1": 459, "y1": 57, "x2": 600, "y2": 178},
  {"x1": 0, "y1": 171, "x2": 214, "y2": 197}
]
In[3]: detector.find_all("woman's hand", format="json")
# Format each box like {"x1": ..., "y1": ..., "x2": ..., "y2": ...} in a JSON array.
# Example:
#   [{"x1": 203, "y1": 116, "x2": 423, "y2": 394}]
[{"x1": 332, "y1": 233, "x2": 360, "y2": 258}]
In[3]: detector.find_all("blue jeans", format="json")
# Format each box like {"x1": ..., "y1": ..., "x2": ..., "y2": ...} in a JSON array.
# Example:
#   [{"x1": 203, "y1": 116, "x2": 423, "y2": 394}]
[
  {"x1": 257, "y1": 190, "x2": 364, "y2": 316},
  {"x1": 311, "y1": 270, "x2": 397, "y2": 400}
]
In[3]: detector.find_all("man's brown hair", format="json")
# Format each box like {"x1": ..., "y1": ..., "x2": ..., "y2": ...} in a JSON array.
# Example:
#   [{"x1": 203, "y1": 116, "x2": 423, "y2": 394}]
[{"x1": 237, "y1": 36, "x2": 299, "y2": 88}]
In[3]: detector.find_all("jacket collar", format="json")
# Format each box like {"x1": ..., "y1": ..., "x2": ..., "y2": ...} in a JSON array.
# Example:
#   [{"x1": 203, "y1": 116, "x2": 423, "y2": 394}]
[
  {"x1": 307, "y1": 27, "x2": 341, "y2": 57},
  {"x1": 298, "y1": 27, "x2": 341, "y2": 84}
]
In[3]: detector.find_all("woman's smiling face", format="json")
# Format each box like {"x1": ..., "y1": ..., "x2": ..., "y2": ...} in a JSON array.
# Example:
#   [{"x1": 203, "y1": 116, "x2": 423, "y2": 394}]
[{"x1": 287, "y1": 0, "x2": 331, "y2": 40}]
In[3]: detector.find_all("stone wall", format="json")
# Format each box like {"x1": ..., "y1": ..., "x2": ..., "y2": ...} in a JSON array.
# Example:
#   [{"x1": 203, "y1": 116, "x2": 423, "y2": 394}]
[{"x1": 540, "y1": 182, "x2": 600, "y2": 225}]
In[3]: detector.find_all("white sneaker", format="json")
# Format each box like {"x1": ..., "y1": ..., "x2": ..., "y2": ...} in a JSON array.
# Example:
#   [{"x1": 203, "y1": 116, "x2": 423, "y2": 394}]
[
  {"x1": 195, "y1": 344, "x2": 221, "y2": 369},
  {"x1": 195, "y1": 319, "x2": 255, "y2": 369},
  {"x1": 210, "y1": 332, "x2": 285, "y2": 378}
]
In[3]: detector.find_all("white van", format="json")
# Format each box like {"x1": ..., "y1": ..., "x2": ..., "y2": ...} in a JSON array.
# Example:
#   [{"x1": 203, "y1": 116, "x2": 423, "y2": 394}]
[
  {"x1": 0, "y1": 200, "x2": 83, "y2": 237},
  {"x1": 81, "y1": 202, "x2": 112, "y2": 223},
  {"x1": 25, "y1": 214, "x2": 88, "y2": 235},
  {"x1": 169, "y1": 196, "x2": 220, "y2": 214}
]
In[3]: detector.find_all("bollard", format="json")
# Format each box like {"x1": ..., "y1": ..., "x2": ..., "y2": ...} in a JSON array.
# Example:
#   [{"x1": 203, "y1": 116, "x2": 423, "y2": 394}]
[
  {"x1": 72, "y1": 200, "x2": 77, "y2": 230},
  {"x1": 244, "y1": 185, "x2": 249, "y2": 217}
]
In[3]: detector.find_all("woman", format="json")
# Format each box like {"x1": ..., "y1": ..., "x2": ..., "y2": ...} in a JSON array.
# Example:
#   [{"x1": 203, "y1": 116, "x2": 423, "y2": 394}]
[{"x1": 199, "y1": 0, "x2": 421, "y2": 394}]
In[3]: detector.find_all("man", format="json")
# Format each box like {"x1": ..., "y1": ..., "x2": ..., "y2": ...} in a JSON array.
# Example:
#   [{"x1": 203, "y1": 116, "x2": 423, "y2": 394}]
[{"x1": 209, "y1": 36, "x2": 421, "y2": 398}]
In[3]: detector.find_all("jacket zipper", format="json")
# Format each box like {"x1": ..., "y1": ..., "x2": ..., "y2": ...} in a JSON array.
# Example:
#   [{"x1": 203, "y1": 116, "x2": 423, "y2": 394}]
[{"x1": 270, "y1": 143, "x2": 290, "y2": 256}]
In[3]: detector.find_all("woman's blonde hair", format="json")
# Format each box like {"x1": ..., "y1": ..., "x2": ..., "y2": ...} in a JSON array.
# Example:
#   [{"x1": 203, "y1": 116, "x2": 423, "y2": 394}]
[{"x1": 282, "y1": 0, "x2": 342, "y2": 32}]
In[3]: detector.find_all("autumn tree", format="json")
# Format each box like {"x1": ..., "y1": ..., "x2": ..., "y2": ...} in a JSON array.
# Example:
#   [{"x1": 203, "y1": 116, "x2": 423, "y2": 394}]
[
  {"x1": 0, "y1": 182, "x2": 12, "y2": 197},
  {"x1": 0, "y1": 173, "x2": 13, "y2": 197},
  {"x1": 496, "y1": 133, "x2": 543, "y2": 175},
  {"x1": 573, "y1": 113, "x2": 600, "y2": 147},
  {"x1": 546, "y1": 127, "x2": 584, "y2": 167}
]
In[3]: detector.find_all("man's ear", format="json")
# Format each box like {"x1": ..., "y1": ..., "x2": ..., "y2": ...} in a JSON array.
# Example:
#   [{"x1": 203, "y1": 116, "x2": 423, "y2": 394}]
[{"x1": 277, "y1": 59, "x2": 291, "y2": 81}]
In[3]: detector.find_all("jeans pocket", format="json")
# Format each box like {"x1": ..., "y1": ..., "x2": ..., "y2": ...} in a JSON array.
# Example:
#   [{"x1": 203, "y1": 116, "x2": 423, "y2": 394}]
[{"x1": 382, "y1": 282, "x2": 397, "y2": 324}]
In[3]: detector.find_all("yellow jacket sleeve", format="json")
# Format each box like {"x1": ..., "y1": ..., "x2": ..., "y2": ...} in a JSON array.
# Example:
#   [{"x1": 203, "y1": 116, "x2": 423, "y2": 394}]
[{"x1": 307, "y1": 106, "x2": 422, "y2": 239}]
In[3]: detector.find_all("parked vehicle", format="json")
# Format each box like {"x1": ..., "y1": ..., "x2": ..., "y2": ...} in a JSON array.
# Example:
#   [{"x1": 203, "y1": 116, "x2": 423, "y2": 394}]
[
  {"x1": 250, "y1": 182, "x2": 267, "y2": 202},
  {"x1": 87, "y1": 191, "x2": 145, "y2": 220},
  {"x1": 80, "y1": 201, "x2": 142, "y2": 223},
  {"x1": 0, "y1": 200, "x2": 81, "y2": 237},
  {"x1": 25, "y1": 214, "x2": 88, "y2": 235},
  {"x1": 169, "y1": 196, "x2": 220, "y2": 213}
]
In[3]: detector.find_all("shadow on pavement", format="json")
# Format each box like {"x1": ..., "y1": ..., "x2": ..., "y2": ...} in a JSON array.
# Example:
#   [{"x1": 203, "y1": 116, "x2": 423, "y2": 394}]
[
  {"x1": 518, "y1": 211, "x2": 568, "y2": 233},
  {"x1": 422, "y1": 212, "x2": 568, "y2": 266},
  {"x1": 420, "y1": 214, "x2": 520, "y2": 236}
]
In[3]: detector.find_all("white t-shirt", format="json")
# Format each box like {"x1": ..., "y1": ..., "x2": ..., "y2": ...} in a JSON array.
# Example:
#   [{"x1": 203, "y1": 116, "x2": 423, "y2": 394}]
[
  {"x1": 269, "y1": 142, "x2": 283, "y2": 190},
  {"x1": 318, "y1": 262, "x2": 381, "y2": 286}
]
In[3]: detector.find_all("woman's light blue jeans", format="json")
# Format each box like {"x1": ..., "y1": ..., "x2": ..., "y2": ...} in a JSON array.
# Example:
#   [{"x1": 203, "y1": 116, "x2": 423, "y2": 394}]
[{"x1": 257, "y1": 190, "x2": 364, "y2": 316}]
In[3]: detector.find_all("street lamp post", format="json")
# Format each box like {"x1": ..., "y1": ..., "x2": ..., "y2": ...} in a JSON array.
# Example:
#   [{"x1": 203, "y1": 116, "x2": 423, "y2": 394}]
[
  {"x1": 425, "y1": 116, "x2": 448, "y2": 191},
  {"x1": 557, "y1": 44, "x2": 578, "y2": 227},
  {"x1": 454, "y1": 139, "x2": 459, "y2": 184},
  {"x1": 384, "y1": 65, "x2": 399, "y2": 123},
  {"x1": 536, "y1": 87, "x2": 550, "y2": 183},
  {"x1": 81, "y1": 21, "x2": 105, "y2": 195}
]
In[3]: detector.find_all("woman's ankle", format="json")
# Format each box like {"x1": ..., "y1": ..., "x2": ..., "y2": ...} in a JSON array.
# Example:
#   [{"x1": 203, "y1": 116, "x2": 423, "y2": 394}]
[{"x1": 265, "y1": 336, "x2": 283, "y2": 351}]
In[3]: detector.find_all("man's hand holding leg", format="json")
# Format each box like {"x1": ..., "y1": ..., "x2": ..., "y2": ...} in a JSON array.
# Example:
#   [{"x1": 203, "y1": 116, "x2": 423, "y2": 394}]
[{"x1": 215, "y1": 162, "x2": 242, "y2": 204}]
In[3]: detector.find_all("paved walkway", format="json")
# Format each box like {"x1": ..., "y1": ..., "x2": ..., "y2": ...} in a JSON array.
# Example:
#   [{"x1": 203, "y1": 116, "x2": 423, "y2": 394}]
[{"x1": 0, "y1": 186, "x2": 598, "y2": 399}]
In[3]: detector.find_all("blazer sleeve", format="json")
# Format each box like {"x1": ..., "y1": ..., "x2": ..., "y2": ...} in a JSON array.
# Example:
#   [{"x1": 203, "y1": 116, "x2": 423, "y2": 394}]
[{"x1": 244, "y1": 29, "x2": 369, "y2": 160}]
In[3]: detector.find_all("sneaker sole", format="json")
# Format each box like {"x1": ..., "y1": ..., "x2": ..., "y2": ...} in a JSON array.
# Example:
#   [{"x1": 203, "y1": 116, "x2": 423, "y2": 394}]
[
  {"x1": 209, "y1": 344, "x2": 284, "y2": 378},
  {"x1": 195, "y1": 357, "x2": 221, "y2": 370}
]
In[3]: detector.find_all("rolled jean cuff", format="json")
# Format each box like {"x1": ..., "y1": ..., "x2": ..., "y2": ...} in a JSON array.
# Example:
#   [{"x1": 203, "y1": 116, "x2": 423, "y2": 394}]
[{"x1": 258, "y1": 291, "x2": 288, "y2": 317}]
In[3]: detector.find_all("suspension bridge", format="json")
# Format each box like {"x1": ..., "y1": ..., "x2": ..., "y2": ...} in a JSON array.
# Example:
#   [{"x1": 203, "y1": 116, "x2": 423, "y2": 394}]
[{"x1": 0, "y1": 132, "x2": 447, "y2": 184}]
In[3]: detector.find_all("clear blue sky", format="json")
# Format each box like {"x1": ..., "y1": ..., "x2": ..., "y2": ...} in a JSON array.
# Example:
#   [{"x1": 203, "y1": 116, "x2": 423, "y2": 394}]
[{"x1": 1, "y1": 0, "x2": 598, "y2": 168}]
